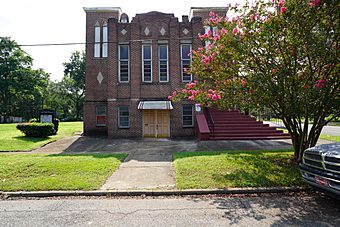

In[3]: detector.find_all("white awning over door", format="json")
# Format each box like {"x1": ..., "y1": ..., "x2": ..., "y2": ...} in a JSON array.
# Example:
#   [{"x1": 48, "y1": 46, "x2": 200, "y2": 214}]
[{"x1": 138, "y1": 101, "x2": 173, "y2": 110}]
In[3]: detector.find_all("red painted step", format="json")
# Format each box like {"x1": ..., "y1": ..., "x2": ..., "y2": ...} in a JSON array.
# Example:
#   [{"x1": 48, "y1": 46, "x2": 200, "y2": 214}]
[{"x1": 203, "y1": 108, "x2": 290, "y2": 140}]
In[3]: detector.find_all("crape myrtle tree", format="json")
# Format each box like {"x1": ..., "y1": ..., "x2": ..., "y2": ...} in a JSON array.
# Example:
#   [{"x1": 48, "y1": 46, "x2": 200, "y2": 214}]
[{"x1": 170, "y1": 0, "x2": 340, "y2": 162}]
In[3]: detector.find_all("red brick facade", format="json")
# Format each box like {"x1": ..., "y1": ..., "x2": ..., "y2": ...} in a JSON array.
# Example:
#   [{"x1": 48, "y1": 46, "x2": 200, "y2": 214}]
[{"x1": 83, "y1": 7, "x2": 227, "y2": 138}]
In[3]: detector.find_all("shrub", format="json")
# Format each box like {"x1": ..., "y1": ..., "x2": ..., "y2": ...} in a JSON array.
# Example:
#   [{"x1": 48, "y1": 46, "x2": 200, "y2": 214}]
[
  {"x1": 29, "y1": 118, "x2": 38, "y2": 123},
  {"x1": 52, "y1": 118, "x2": 60, "y2": 134},
  {"x1": 16, "y1": 123, "x2": 55, "y2": 138}
]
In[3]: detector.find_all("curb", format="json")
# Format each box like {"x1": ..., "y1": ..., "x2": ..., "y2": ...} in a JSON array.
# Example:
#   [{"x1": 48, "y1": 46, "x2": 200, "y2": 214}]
[{"x1": 0, "y1": 187, "x2": 310, "y2": 198}]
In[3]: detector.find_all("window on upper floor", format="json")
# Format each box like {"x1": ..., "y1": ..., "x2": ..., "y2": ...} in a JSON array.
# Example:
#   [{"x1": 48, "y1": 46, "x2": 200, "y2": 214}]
[
  {"x1": 181, "y1": 44, "x2": 192, "y2": 82},
  {"x1": 158, "y1": 45, "x2": 168, "y2": 82},
  {"x1": 119, "y1": 45, "x2": 129, "y2": 82},
  {"x1": 94, "y1": 23, "x2": 101, "y2": 58},
  {"x1": 118, "y1": 106, "x2": 130, "y2": 128},
  {"x1": 94, "y1": 21, "x2": 108, "y2": 58},
  {"x1": 142, "y1": 45, "x2": 152, "y2": 82},
  {"x1": 102, "y1": 22, "x2": 108, "y2": 58},
  {"x1": 96, "y1": 105, "x2": 107, "y2": 126},
  {"x1": 182, "y1": 105, "x2": 194, "y2": 127}
]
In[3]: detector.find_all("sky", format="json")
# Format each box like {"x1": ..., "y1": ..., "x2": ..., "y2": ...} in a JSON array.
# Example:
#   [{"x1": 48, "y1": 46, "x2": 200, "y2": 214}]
[{"x1": 0, "y1": 0, "x2": 239, "y2": 81}]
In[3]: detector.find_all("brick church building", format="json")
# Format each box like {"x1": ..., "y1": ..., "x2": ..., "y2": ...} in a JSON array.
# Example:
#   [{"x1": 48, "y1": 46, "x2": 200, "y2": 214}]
[
  {"x1": 83, "y1": 7, "x2": 290, "y2": 140},
  {"x1": 83, "y1": 7, "x2": 228, "y2": 138}
]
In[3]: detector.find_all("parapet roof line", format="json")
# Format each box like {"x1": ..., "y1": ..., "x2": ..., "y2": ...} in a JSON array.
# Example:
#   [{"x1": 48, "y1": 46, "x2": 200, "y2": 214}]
[
  {"x1": 83, "y1": 7, "x2": 122, "y2": 13},
  {"x1": 189, "y1": 6, "x2": 228, "y2": 20}
]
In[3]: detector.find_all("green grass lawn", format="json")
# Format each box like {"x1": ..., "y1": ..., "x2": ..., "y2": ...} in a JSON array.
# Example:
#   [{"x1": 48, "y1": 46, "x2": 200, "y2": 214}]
[
  {"x1": 281, "y1": 128, "x2": 340, "y2": 143},
  {"x1": 174, "y1": 150, "x2": 305, "y2": 189},
  {"x1": 0, "y1": 153, "x2": 127, "y2": 191},
  {"x1": 319, "y1": 134, "x2": 340, "y2": 142},
  {"x1": 0, "y1": 122, "x2": 83, "y2": 151}
]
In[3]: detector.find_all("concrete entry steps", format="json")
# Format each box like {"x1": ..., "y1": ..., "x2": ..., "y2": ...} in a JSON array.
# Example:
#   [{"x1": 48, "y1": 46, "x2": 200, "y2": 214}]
[{"x1": 207, "y1": 109, "x2": 291, "y2": 140}]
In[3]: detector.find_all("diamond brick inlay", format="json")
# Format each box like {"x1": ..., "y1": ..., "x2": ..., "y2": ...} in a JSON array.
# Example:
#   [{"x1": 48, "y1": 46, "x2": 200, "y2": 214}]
[
  {"x1": 121, "y1": 29, "x2": 127, "y2": 35},
  {"x1": 97, "y1": 72, "x2": 103, "y2": 84},
  {"x1": 160, "y1": 27, "x2": 166, "y2": 36},
  {"x1": 144, "y1": 27, "x2": 150, "y2": 36},
  {"x1": 183, "y1": 28, "x2": 189, "y2": 35}
]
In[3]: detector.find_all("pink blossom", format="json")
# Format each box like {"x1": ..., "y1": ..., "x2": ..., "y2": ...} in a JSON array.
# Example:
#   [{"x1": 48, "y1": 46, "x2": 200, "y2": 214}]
[
  {"x1": 250, "y1": 14, "x2": 255, "y2": 22},
  {"x1": 278, "y1": 0, "x2": 285, "y2": 7},
  {"x1": 211, "y1": 94, "x2": 221, "y2": 100},
  {"x1": 308, "y1": 0, "x2": 320, "y2": 7},
  {"x1": 168, "y1": 96, "x2": 172, "y2": 100},
  {"x1": 188, "y1": 95, "x2": 194, "y2": 101},
  {"x1": 209, "y1": 17, "x2": 217, "y2": 23},
  {"x1": 280, "y1": 7, "x2": 287, "y2": 14},
  {"x1": 271, "y1": 69, "x2": 277, "y2": 73},
  {"x1": 220, "y1": 28, "x2": 227, "y2": 35},
  {"x1": 242, "y1": 79, "x2": 247, "y2": 86},
  {"x1": 315, "y1": 79, "x2": 326, "y2": 88},
  {"x1": 213, "y1": 34, "x2": 220, "y2": 41},
  {"x1": 186, "y1": 82, "x2": 196, "y2": 89},
  {"x1": 172, "y1": 91, "x2": 177, "y2": 96},
  {"x1": 232, "y1": 27, "x2": 239, "y2": 35},
  {"x1": 209, "y1": 11, "x2": 216, "y2": 17}
]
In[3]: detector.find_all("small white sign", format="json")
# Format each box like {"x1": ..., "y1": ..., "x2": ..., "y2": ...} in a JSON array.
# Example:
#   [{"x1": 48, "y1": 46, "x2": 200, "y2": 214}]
[
  {"x1": 41, "y1": 114, "x2": 52, "y2": 123},
  {"x1": 195, "y1": 104, "x2": 202, "y2": 112}
]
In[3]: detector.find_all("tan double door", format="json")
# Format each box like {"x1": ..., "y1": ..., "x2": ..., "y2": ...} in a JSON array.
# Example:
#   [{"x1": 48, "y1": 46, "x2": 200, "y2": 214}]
[{"x1": 143, "y1": 110, "x2": 170, "y2": 138}]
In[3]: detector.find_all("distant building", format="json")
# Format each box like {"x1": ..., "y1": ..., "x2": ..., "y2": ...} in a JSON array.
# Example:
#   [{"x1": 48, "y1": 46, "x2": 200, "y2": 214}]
[{"x1": 83, "y1": 7, "x2": 228, "y2": 138}]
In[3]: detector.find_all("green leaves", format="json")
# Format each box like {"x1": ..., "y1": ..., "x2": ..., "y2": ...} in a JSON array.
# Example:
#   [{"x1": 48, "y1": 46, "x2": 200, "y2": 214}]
[{"x1": 0, "y1": 37, "x2": 49, "y2": 120}]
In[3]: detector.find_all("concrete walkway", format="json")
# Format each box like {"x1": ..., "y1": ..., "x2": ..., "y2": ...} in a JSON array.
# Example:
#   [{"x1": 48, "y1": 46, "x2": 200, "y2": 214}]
[{"x1": 101, "y1": 147, "x2": 175, "y2": 190}]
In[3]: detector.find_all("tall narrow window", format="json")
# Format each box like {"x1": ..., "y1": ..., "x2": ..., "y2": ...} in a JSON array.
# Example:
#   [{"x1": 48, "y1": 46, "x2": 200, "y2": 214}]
[
  {"x1": 142, "y1": 45, "x2": 152, "y2": 82},
  {"x1": 159, "y1": 45, "x2": 168, "y2": 82},
  {"x1": 212, "y1": 26, "x2": 218, "y2": 36},
  {"x1": 182, "y1": 105, "x2": 194, "y2": 127},
  {"x1": 181, "y1": 44, "x2": 192, "y2": 82},
  {"x1": 96, "y1": 106, "x2": 107, "y2": 126},
  {"x1": 94, "y1": 23, "x2": 101, "y2": 58},
  {"x1": 119, "y1": 45, "x2": 129, "y2": 82},
  {"x1": 204, "y1": 26, "x2": 211, "y2": 47},
  {"x1": 102, "y1": 22, "x2": 108, "y2": 57},
  {"x1": 118, "y1": 106, "x2": 129, "y2": 128}
]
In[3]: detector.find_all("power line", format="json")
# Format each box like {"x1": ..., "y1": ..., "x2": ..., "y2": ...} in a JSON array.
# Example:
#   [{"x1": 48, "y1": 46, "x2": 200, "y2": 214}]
[
  {"x1": 19, "y1": 42, "x2": 87, "y2": 47},
  {"x1": 14, "y1": 38, "x2": 198, "y2": 47}
]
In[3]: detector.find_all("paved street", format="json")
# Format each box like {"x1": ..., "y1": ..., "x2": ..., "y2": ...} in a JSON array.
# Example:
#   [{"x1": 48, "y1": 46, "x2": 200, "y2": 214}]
[
  {"x1": 1, "y1": 194, "x2": 339, "y2": 227},
  {"x1": 266, "y1": 121, "x2": 340, "y2": 136}
]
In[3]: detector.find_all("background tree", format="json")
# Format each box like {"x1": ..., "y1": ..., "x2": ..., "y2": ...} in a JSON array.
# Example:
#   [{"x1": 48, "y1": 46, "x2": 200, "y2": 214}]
[
  {"x1": 0, "y1": 37, "x2": 49, "y2": 121},
  {"x1": 62, "y1": 51, "x2": 85, "y2": 120},
  {"x1": 171, "y1": 0, "x2": 340, "y2": 161}
]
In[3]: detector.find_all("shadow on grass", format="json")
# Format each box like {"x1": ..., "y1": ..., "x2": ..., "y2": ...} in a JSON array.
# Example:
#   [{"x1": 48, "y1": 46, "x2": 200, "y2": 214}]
[
  {"x1": 13, "y1": 135, "x2": 53, "y2": 143},
  {"x1": 174, "y1": 149, "x2": 302, "y2": 188},
  {"x1": 47, "y1": 153, "x2": 128, "y2": 161},
  {"x1": 174, "y1": 149, "x2": 295, "y2": 160}
]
